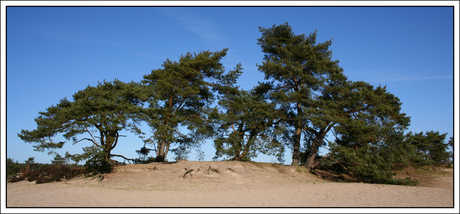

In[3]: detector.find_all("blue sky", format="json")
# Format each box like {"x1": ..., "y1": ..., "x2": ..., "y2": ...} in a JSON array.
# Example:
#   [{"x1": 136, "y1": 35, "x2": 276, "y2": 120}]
[{"x1": 4, "y1": 6, "x2": 455, "y2": 164}]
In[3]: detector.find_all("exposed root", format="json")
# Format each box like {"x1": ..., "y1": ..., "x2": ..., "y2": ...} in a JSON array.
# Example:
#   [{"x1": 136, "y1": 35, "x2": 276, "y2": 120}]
[
  {"x1": 89, "y1": 173, "x2": 104, "y2": 183},
  {"x1": 227, "y1": 168, "x2": 236, "y2": 173},
  {"x1": 143, "y1": 166, "x2": 158, "y2": 171},
  {"x1": 180, "y1": 168, "x2": 194, "y2": 179},
  {"x1": 180, "y1": 166, "x2": 220, "y2": 178}
]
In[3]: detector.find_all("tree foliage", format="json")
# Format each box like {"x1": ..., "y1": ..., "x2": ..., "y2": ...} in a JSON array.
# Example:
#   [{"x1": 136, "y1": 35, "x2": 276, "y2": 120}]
[
  {"x1": 329, "y1": 131, "x2": 412, "y2": 183},
  {"x1": 448, "y1": 137, "x2": 454, "y2": 164},
  {"x1": 52, "y1": 153, "x2": 65, "y2": 165},
  {"x1": 405, "y1": 131, "x2": 450, "y2": 166},
  {"x1": 141, "y1": 48, "x2": 232, "y2": 162},
  {"x1": 257, "y1": 22, "x2": 349, "y2": 167},
  {"x1": 18, "y1": 80, "x2": 144, "y2": 173},
  {"x1": 212, "y1": 67, "x2": 284, "y2": 162},
  {"x1": 256, "y1": 23, "x2": 413, "y2": 176},
  {"x1": 16, "y1": 24, "x2": 452, "y2": 186}
]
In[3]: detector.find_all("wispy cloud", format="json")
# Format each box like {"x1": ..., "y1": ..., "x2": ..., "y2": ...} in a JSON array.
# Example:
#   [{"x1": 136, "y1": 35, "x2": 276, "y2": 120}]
[{"x1": 157, "y1": 8, "x2": 229, "y2": 46}]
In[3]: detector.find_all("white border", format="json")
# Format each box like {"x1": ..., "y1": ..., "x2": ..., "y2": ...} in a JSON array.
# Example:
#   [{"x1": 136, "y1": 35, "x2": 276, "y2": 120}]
[
  {"x1": 0, "y1": 1, "x2": 458, "y2": 7},
  {"x1": 1, "y1": 1, "x2": 7, "y2": 212},
  {"x1": 1, "y1": 1, "x2": 459, "y2": 213}
]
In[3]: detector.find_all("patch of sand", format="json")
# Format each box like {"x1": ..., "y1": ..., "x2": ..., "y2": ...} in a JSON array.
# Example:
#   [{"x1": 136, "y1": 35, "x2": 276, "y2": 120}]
[{"x1": 6, "y1": 161, "x2": 454, "y2": 208}]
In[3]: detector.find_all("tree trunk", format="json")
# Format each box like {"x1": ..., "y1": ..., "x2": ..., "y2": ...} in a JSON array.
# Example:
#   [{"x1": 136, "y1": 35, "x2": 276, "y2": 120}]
[
  {"x1": 156, "y1": 141, "x2": 166, "y2": 162},
  {"x1": 305, "y1": 152, "x2": 317, "y2": 170},
  {"x1": 164, "y1": 143, "x2": 169, "y2": 159},
  {"x1": 305, "y1": 127, "x2": 332, "y2": 170},
  {"x1": 240, "y1": 133, "x2": 254, "y2": 161},
  {"x1": 292, "y1": 126, "x2": 301, "y2": 166},
  {"x1": 235, "y1": 147, "x2": 242, "y2": 161},
  {"x1": 234, "y1": 140, "x2": 244, "y2": 161},
  {"x1": 306, "y1": 133, "x2": 324, "y2": 170},
  {"x1": 233, "y1": 124, "x2": 246, "y2": 161},
  {"x1": 292, "y1": 101, "x2": 302, "y2": 166},
  {"x1": 103, "y1": 135, "x2": 114, "y2": 163},
  {"x1": 291, "y1": 131, "x2": 300, "y2": 166}
]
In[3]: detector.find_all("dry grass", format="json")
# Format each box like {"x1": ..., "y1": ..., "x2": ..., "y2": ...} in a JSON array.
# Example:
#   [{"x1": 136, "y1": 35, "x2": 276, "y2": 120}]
[{"x1": 393, "y1": 166, "x2": 453, "y2": 188}]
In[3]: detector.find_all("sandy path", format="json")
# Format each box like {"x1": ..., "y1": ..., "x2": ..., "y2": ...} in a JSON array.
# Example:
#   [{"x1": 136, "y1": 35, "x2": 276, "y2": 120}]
[
  {"x1": 5, "y1": 161, "x2": 454, "y2": 207},
  {"x1": 6, "y1": 180, "x2": 453, "y2": 207}
]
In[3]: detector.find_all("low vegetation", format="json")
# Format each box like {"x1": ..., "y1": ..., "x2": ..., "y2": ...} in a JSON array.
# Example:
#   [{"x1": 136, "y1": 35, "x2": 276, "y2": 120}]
[{"x1": 8, "y1": 165, "x2": 86, "y2": 185}]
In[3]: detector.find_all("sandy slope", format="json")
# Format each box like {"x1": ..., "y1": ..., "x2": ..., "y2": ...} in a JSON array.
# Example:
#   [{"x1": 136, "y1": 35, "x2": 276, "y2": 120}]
[{"x1": 6, "y1": 161, "x2": 454, "y2": 207}]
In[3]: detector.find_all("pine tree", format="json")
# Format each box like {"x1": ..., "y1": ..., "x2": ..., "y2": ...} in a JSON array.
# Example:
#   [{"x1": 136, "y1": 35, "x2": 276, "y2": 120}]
[
  {"x1": 326, "y1": 82, "x2": 411, "y2": 183},
  {"x1": 257, "y1": 23, "x2": 346, "y2": 166},
  {"x1": 448, "y1": 137, "x2": 454, "y2": 164},
  {"x1": 18, "y1": 80, "x2": 144, "y2": 172},
  {"x1": 212, "y1": 68, "x2": 284, "y2": 161},
  {"x1": 141, "y1": 49, "x2": 233, "y2": 162},
  {"x1": 52, "y1": 153, "x2": 65, "y2": 165},
  {"x1": 405, "y1": 131, "x2": 450, "y2": 166},
  {"x1": 257, "y1": 23, "x2": 411, "y2": 172}
]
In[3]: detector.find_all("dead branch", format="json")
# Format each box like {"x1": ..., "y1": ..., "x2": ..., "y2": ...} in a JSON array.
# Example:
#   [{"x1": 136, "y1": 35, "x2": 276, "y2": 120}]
[
  {"x1": 180, "y1": 168, "x2": 194, "y2": 179},
  {"x1": 111, "y1": 154, "x2": 136, "y2": 164}
]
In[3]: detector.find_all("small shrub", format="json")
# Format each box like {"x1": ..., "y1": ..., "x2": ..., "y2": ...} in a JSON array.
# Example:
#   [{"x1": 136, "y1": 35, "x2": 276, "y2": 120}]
[
  {"x1": 10, "y1": 165, "x2": 87, "y2": 184},
  {"x1": 9, "y1": 165, "x2": 32, "y2": 183},
  {"x1": 84, "y1": 152, "x2": 112, "y2": 173},
  {"x1": 6, "y1": 163, "x2": 25, "y2": 180},
  {"x1": 31, "y1": 165, "x2": 62, "y2": 183},
  {"x1": 387, "y1": 176, "x2": 419, "y2": 186},
  {"x1": 9, "y1": 176, "x2": 26, "y2": 183},
  {"x1": 134, "y1": 156, "x2": 156, "y2": 164}
]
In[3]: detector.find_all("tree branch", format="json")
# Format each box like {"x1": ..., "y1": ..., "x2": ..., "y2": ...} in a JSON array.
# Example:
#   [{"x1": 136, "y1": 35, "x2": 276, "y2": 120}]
[
  {"x1": 111, "y1": 132, "x2": 120, "y2": 150},
  {"x1": 273, "y1": 84, "x2": 291, "y2": 91},
  {"x1": 85, "y1": 127, "x2": 97, "y2": 144},
  {"x1": 303, "y1": 126, "x2": 318, "y2": 135},
  {"x1": 311, "y1": 153, "x2": 331, "y2": 169},
  {"x1": 73, "y1": 138, "x2": 102, "y2": 149},
  {"x1": 185, "y1": 114, "x2": 206, "y2": 121},
  {"x1": 111, "y1": 154, "x2": 136, "y2": 164}
]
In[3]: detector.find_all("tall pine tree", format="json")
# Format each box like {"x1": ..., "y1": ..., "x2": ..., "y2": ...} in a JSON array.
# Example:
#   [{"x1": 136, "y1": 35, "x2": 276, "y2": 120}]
[
  {"x1": 257, "y1": 23, "x2": 411, "y2": 172},
  {"x1": 141, "y1": 49, "x2": 235, "y2": 162},
  {"x1": 257, "y1": 23, "x2": 345, "y2": 166}
]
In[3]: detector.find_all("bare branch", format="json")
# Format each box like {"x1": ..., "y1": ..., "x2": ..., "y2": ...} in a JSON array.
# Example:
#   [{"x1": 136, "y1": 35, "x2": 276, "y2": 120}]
[
  {"x1": 111, "y1": 154, "x2": 136, "y2": 164},
  {"x1": 85, "y1": 127, "x2": 97, "y2": 145},
  {"x1": 73, "y1": 138, "x2": 102, "y2": 149}
]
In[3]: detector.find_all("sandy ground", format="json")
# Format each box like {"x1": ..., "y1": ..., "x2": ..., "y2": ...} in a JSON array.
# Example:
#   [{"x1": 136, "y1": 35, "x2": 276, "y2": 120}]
[{"x1": 5, "y1": 161, "x2": 454, "y2": 208}]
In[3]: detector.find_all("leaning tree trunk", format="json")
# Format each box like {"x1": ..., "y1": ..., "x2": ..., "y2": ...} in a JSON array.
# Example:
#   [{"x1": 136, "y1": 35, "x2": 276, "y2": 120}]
[
  {"x1": 233, "y1": 141, "x2": 245, "y2": 161},
  {"x1": 305, "y1": 152, "x2": 317, "y2": 170},
  {"x1": 238, "y1": 135, "x2": 253, "y2": 162},
  {"x1": 305, "y1": 128, "x2": 331, "y2": 170},
  {"x1": 305, "y1": 141, "x2": 319, "y2": 169}
]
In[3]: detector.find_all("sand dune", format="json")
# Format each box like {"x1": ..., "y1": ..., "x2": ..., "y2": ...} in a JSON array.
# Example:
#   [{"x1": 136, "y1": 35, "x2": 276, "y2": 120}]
[{"x1": 6, "y1": 161, "x2": 454, "y2": 208}]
